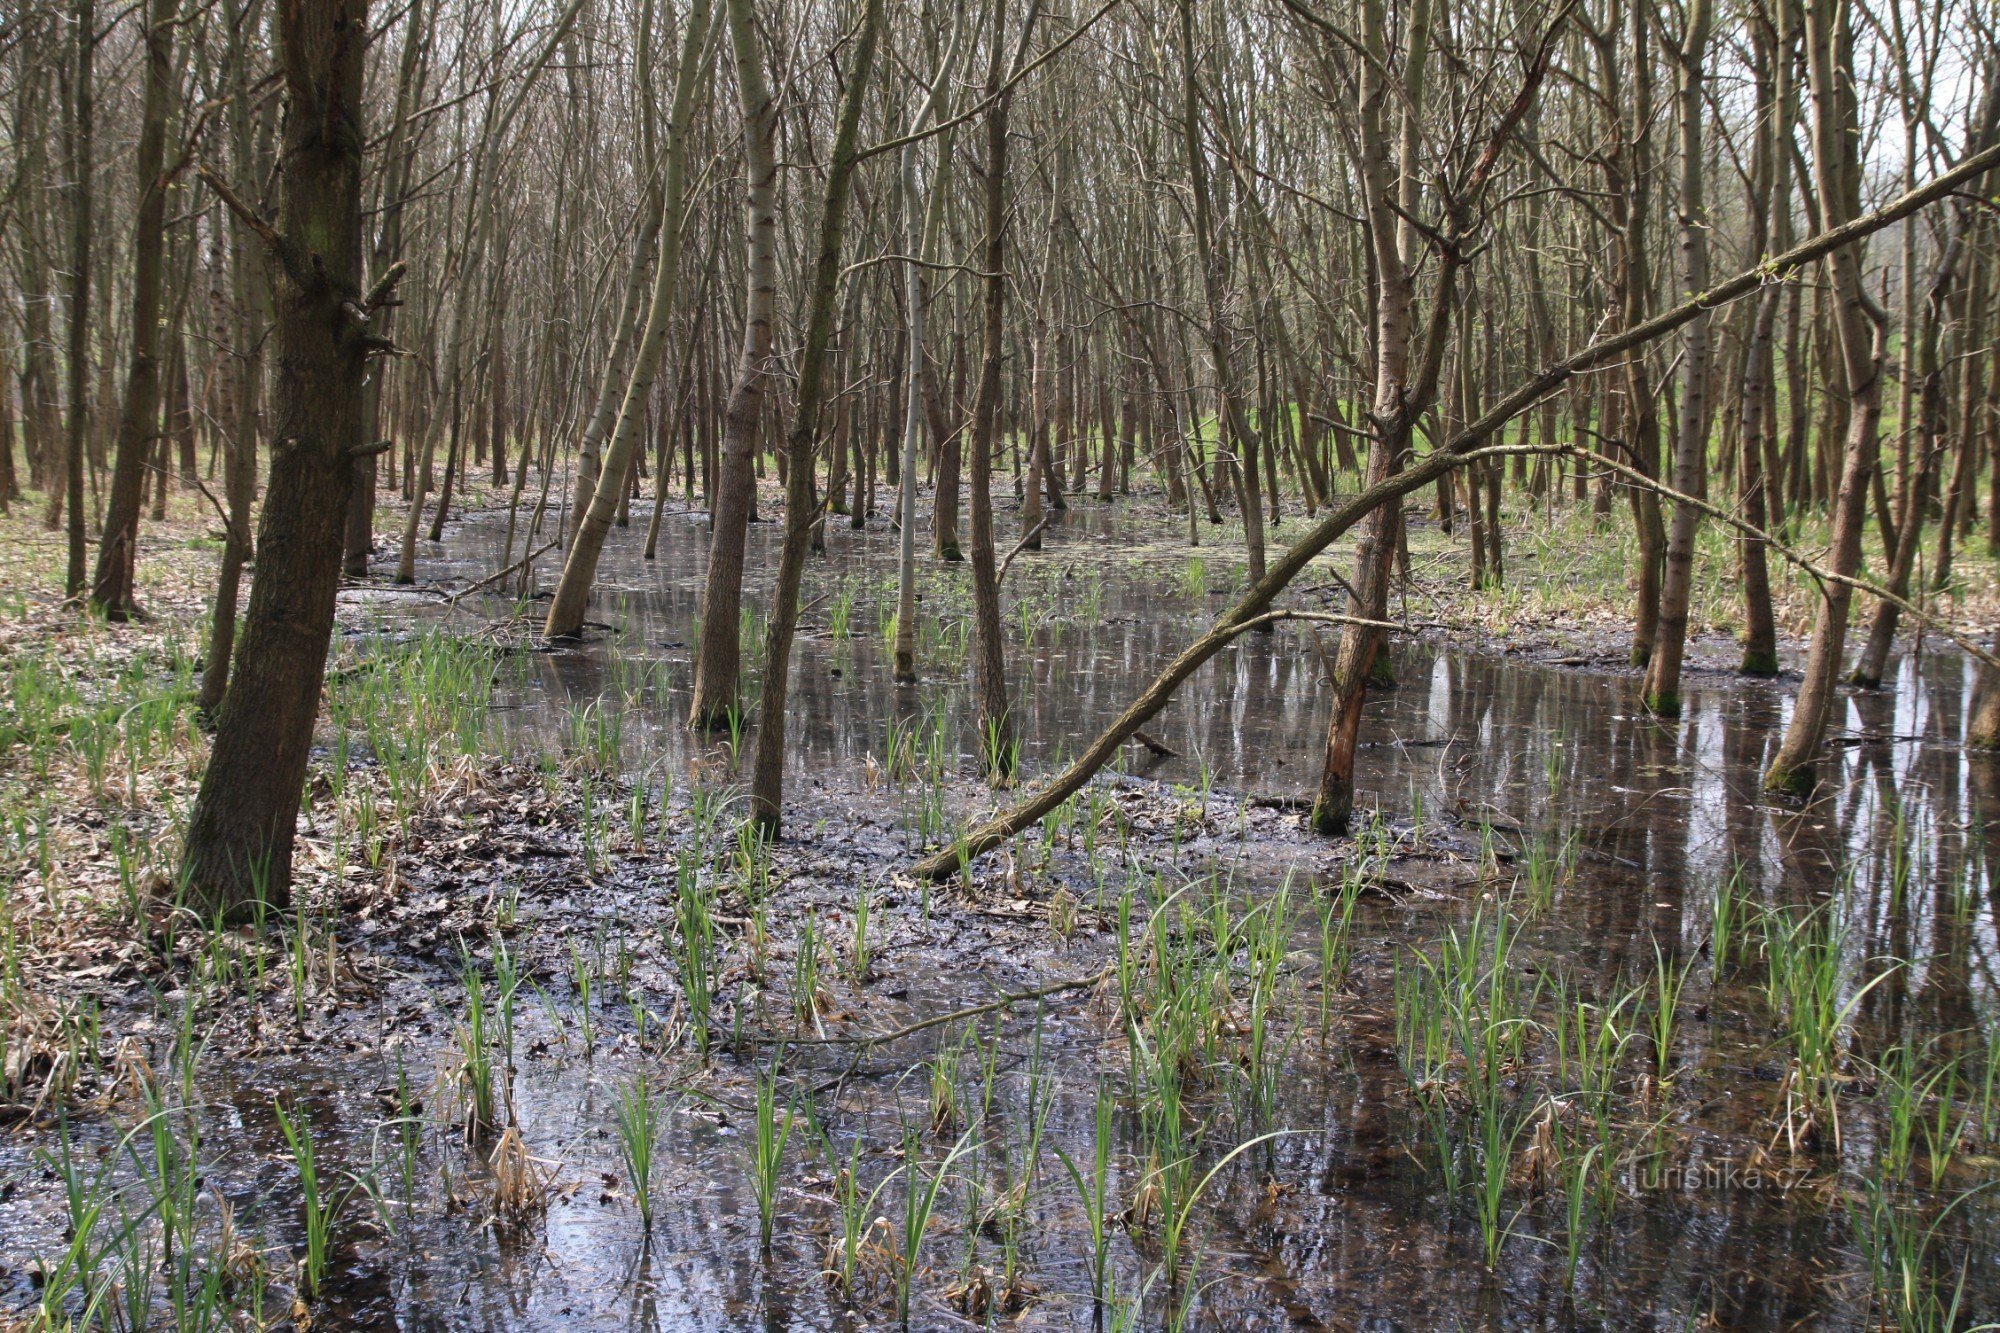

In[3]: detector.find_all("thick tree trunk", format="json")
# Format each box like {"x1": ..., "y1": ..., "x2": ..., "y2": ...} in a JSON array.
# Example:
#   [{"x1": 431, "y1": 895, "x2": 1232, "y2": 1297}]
[{"x1": 183, "y1": 0, "x2": 376, "y2": 915}]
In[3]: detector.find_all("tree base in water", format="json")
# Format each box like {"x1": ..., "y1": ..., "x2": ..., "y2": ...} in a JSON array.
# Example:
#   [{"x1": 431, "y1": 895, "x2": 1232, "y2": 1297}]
[
  {"x1": 1762, "y1": 761, "x2": 1815, "y2": 800},
  {"x1": 1309, "y1": 791, "x2": 1352, "y2": 837},
  {"x1": 1737, "y1": 648, "x2": 1780, "y2": 676}
]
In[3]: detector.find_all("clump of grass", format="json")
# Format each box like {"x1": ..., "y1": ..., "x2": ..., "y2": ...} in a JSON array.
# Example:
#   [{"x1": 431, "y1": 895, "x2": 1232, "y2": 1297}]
[
  {"x1": 273, "y1": 1097, "x2": 366, "y2": 1304},
  {"x1": 1649, "y1": 940, "x2": 1694, "y2": 1085},
  {"x1": 32, "y1": 1113, "x2": 123, "y2": 1327},
  {"x1": 1763, "y1": 897, "x2": 1897, "y2": 1150},
  {"x1": 751, "y1": 1067, "x2": 797, "y2": 1252},
  {"x1": 850, "y1": 877, "x2": 872, "y2": 981},
  {"x1": 569, "y1": 939, "x2": 597, "y2": 1056},
  {"x1": 1318, "y1": 864, "x2": 1363, "y2": 1025},
  {"x1": 1847, "y1": 1177, "x2": 1993, "y2": 1332},
  {"x1": 1552, "y1": 1111, "x2": 1601, "y2": 1290},
  {"x1": 1709, "y1": 863, "x2": 1751, "y2": 978},
  {"x1": 893, "y1": 1126, "x2": 977, "y2": 1328},
  {"x1": 614, "y1": 1074, "x2": 664, "y2": 1227},
  {"x1": 1052, "y1": 1079, "x2": 1118, "y2": 1311},
  {"x1": 457, "y1": 955, "x2": 496, "y2": 1139},
  {"x1": 813, "y1": 1110, "x2": 892, "y2": 1298},
  {"x1": 674, "y1": 857, "x2": 716, "y2": 1055},
  {"x1": 794, "y1": 909, "x2": 826, "y2": 1029}
]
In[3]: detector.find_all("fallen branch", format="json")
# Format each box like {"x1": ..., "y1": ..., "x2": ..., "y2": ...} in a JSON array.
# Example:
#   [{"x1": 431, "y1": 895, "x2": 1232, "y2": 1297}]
[
  {"x1": 908, "y1": 136, "x2": 2000, "y2": 882},
  {"x1": 449, "y1": 540, "x2": 558, "y2": 605},
  {"x1": 997, "y1": 518, "x2": 1051, "y2": 582},
  {"x1": 910, "y1": 598, "x2": 1449, "y2": 880}
]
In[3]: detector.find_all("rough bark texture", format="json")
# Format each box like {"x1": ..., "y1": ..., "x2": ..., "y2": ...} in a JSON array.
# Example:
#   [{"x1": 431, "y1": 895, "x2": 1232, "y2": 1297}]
[{"x1": 182, "y1": 0, "x2": 373, "y2": 915}]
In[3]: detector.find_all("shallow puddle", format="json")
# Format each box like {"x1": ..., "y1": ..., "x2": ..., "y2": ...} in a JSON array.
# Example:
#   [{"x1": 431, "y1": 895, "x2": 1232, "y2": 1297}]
[{"x1": 5, "y1": 502, "x2": 1995, "y2": 1329}]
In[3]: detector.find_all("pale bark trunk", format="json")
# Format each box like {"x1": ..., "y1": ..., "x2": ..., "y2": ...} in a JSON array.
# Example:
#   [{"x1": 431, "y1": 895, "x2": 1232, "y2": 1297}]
[{"x1": 544, "y1": 0, "x2": 714, "y2": 638}]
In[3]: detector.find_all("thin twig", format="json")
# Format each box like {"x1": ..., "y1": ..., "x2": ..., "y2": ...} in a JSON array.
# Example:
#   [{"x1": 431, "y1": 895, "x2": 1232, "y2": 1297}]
[
  {"x1": 448, "y1": 540, "x2": 558, "y2": 605},
  {"x1": 997, "y1": 518, "x2": 1051, "y2": 581}
]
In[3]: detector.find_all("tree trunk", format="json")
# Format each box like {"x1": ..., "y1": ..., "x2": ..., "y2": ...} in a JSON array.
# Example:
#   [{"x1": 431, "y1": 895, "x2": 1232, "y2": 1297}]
[
  {"x1": 88, "y1": 0, "x2": 176, "y2": 619},
  {"x1": 1765, "y1": 0, "x2": 1885, "y2": 799},
  {"x1": 1639, "y1": 0, "x2": 1712, "y2": 715},
  {"x1": 183, "y1": 0, "x2": 376, "y2": 915},
  {"x1": 61, "y1": 0, "x2": 95, "y2": 598},
  {"x1": 965, "y1": 0, "x2": 1030, "y2": 782},
  {"x1": 1311, "y1": 0, "x2": 1431, "y2": 835},
  {"x1": 892, "y1": 26, "x2": 962, "y2": 685},
  {"x1": 345, "y1": 0, "x2": 427, "y2": 579},
  {"x1": 687, "y1": 0, "x2": 779, "y2": 729},
  {"x1": 746, "y1": 0, "x2": 885, "y2": 830},
  {"x1": 545, "y1": 0, "x2": 714, "y2": 638},
  {"x1": 1850, "y1": 87, "x2": 1999, "y2": 685}
]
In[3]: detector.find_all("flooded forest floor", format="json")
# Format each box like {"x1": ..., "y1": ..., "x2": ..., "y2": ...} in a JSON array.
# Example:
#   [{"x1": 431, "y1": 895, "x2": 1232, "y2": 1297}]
[{"x1": 3, "y1": 475, "x2": 2000, "y2": 1330}]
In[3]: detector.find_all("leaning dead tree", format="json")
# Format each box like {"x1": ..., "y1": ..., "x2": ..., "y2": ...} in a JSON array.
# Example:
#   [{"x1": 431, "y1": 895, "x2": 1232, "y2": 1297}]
[{"x1": 913, "y1": 135, "x2": 2000, "y2": 881}]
